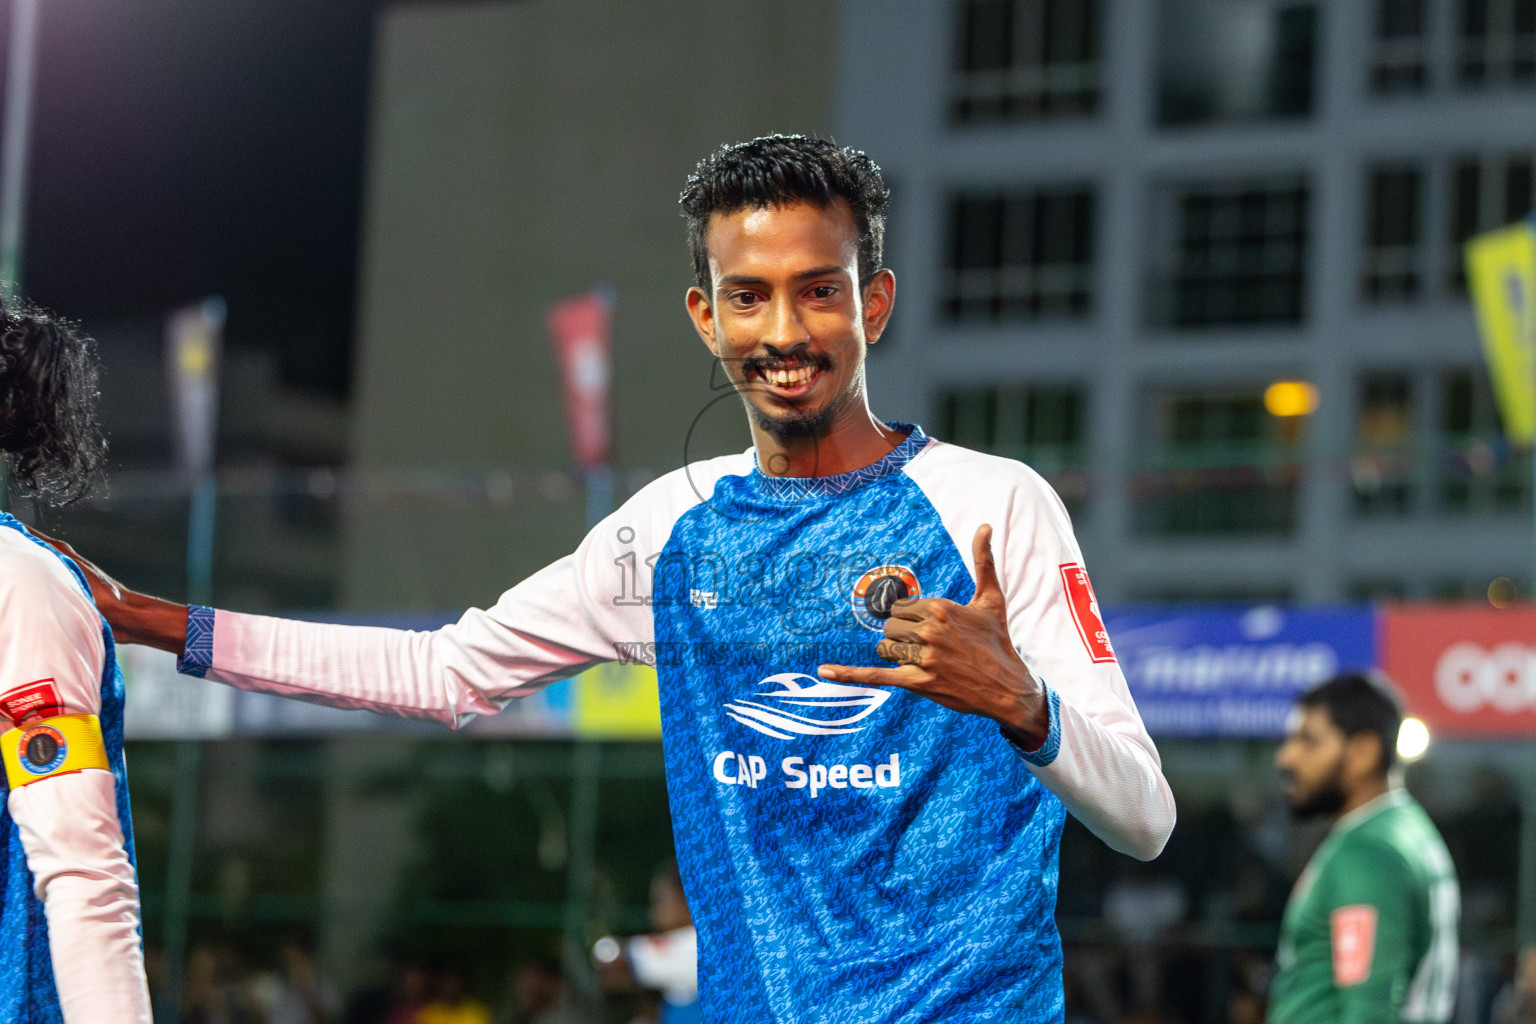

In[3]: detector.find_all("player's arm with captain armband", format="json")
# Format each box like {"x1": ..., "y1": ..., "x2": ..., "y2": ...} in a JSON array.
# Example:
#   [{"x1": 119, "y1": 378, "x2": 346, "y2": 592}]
[{"x1": 0, "y1": 550, "x2": 152, "y2": 1024}]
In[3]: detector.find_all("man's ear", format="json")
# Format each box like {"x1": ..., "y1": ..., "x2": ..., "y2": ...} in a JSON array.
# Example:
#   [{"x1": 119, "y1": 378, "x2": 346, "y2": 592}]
[
  {"x1": 1345, "y1": 731, "x2": 1387, "y2": 782},
  {"x1": 861, "y1": 269, "x2": 896, "y2": 344},
  {"x1": 686, "y1": 286, "x2": 720, "y2": 357}
]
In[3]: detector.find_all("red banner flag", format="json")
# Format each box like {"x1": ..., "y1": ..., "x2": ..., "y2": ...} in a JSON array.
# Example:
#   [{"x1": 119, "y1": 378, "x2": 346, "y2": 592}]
[
  {"x1": 545, "y1": 286, "x2": 614, "y2": 469},
  {"x1": 1380, "y1": 604, "x2": 1536, "y2": 737}
]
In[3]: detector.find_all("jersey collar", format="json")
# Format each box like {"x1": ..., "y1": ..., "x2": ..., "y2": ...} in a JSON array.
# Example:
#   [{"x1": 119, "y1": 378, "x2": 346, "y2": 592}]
[
  {"x1": 1331, "y1": 787, "x2": 1409, "y2": 837},
  {"x1": 748, "y1": 422, "x2": 929, "y2": 502}
]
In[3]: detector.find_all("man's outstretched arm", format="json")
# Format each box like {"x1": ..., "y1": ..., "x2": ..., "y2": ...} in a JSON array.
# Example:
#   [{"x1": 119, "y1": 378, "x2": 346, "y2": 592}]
[{"x1": 43, "y1": 531, "x2": 648, "y2": 727}]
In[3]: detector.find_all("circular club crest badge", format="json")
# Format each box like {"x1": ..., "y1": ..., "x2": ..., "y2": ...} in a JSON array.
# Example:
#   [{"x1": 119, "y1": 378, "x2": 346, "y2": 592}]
[
  {"x1": 18, "y1": 724, "x2": 66, "y2": 776},
  {"x1": 851, "y1": 565, "x2": 921, "y2": 631}
]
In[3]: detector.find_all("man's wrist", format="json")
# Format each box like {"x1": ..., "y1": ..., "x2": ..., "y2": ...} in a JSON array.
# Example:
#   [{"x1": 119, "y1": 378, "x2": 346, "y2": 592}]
[
  {"x1": 115, "y1": 593, "x2": 192, "y2": 653},
  {"x1": 997, "y1": 692, "x2": 1050, "y2": 753},
  {"x1": 999, "y1": 682, "x2": 1062, "y2": 767}
]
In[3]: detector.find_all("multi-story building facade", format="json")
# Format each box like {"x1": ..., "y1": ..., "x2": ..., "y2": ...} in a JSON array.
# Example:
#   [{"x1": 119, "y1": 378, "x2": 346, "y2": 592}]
[{"x1": 840, "y1": 0, "x2": 1535, "y2": 603}]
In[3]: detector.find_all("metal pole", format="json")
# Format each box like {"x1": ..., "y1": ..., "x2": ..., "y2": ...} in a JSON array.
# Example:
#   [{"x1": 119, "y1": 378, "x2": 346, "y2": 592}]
[
  {"x1": 562, "y1": 739, "x2": 602, "y2": 1004},
  {"x1": 0, "y1": 0, "x2": 39, "y2": 297},
  {"x1": 1520, "y1": 784, "x2": 1536, "y2": 949},
  {"x1": 562, "y1": 464, "x2": 612, "y2": 1006},
  {"x1": 163, "y1": 471, "x2": 216, "y2": 1023},
  {"x1": 0, "y1": 0, "x2": 42, "y2": 512},
  {"x1": 162, "y1": 740, "x2": 202, "y2": 1024}
]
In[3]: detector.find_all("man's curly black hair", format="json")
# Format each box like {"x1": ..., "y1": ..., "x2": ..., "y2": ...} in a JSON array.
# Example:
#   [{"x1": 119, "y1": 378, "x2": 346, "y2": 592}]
[
  {"x1": 0, "y1": 301, "x2": 107, "y2": 505},
  {"x1": 679, "y1": 135, "x2": 891, "y2": 291}
]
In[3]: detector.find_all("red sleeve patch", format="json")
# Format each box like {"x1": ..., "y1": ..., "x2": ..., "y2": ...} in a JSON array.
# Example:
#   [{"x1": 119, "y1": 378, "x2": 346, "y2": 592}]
[
  {"x1": 1331, "y1": 905, "x2": 1378, "y2": 987},
  {"x1": 0, "y1": 679, "x2": 64, "y2": 727},
  {"x1": 1059, "y1": 564, "x2": 1116, "y2": 663}
]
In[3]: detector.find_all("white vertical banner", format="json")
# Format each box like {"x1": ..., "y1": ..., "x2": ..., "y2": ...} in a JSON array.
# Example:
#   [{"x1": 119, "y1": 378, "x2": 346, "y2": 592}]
[{"x1": 165, "y1": 297, "x2": 226, "y2": 477}]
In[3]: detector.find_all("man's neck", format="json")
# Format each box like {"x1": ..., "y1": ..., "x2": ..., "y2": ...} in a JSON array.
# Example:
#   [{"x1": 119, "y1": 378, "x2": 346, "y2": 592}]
[
  {"x1": 1336, "y1": 778, "x2": 1394, "y2": 821},
  {"x1": 752, "y1": 408, "x2": 905, "y2": 478}
]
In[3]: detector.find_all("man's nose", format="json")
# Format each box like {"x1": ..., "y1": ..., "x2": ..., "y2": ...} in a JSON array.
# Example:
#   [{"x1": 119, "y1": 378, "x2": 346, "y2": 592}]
[{"x1": 762, "y1": 295, "x2": 811, "y2": 349}]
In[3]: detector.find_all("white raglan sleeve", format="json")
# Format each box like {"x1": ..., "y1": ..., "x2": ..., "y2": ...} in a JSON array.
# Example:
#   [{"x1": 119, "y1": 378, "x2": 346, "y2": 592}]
[
  {"x1": 993, "y1": 470, "x2": 1175, "y2": 861},
  {"x1": 179, "y1": 475, "x2": 700, "y2": 727},
  {"x1": 0, "y1": 549, "x2": 152, "y2": 1024}
]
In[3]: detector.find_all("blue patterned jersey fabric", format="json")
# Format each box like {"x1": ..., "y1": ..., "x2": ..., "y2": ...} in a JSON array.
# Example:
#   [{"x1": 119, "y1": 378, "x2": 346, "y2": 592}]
[
  {"x1": 651, "y1": 427, "x2": 1066, "y2": 1024},
  {"x1": 0, "y1": 513, "x2": 137, "y2": 1023}
]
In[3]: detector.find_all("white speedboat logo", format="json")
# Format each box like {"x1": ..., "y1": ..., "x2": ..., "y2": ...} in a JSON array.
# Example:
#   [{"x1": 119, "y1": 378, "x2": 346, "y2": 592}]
[{"x1": 724, "y1": 673, "x2": 890, "y2": 740}]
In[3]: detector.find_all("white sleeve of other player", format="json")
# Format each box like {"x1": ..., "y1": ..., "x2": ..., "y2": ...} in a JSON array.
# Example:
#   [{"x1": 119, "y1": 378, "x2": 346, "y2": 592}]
[
  {"x1": 907, "y1": 444, "x2": 1176, "y2": 861},
  {"x1": 0, "y1": 538, "x2": 152, "y2": 1024},
  {"x1": 191, "y1": 458, "x2": 744, "y2": 724}
]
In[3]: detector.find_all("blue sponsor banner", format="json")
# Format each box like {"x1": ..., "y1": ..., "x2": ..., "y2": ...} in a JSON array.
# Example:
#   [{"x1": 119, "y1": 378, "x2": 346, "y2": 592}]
[{"x1": 1103, "y1": 605, "x2": 1379, "y2": 739}]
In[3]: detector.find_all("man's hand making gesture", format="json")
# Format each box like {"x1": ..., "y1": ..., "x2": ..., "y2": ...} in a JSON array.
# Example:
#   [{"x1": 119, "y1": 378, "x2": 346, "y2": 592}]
[{"x1": 818, "y1": 524, "x2": 1051, "y2": 753}]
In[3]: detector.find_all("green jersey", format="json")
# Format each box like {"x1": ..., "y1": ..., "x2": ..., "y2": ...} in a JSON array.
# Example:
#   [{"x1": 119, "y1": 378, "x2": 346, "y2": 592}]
[{"x1": 1270, "y1": 790, "x2": 1459, "y2": 1024}]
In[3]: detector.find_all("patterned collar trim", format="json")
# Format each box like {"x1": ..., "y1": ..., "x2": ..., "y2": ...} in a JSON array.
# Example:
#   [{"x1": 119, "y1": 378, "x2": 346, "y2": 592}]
[{"x1": 748, "y1": 423, "x2": 930, "y2": 501}]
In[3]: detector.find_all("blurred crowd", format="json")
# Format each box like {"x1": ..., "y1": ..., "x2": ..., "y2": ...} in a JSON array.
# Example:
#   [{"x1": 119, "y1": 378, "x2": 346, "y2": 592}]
[
  {"x1": 154, "y1": 940, "x2": 656, "y2": 1024},
  {"x1": 145, "y1": 933, "x2": 1536, "y2": 1024}
]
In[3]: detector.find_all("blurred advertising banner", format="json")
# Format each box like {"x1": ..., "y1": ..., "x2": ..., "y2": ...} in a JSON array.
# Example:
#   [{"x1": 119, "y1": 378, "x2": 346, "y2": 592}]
[
  {"x1": 546, "y1": 285, "x2": 614, "y2": 469},
  {"x1": 1105, "y1": 606, "x2": 1377, "y2": 738},
  {"x1": 164, "y1": 296, "x2": 226, "y2": 476},
  {"x1": 1466, "y1": 219, "x2": 1536, "y2": 445},
  {"x1": 1380, "y1": 605, "x2": 1536, "y2": 738}
]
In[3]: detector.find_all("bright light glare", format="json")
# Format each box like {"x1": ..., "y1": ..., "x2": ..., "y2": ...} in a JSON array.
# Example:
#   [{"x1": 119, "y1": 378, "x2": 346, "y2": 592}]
[
  {"x1": 1397, "y1": 717, "x2": 1431, "y2": 762},
  {"x1": 1264, "y1": 380, "x2": 1320, "y2": 417}
]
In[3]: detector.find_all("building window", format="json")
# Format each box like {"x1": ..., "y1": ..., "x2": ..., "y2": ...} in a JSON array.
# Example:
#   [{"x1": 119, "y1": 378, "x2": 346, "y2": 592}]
[
  {"x1": 1458, "y1": 0, "x2": 1536, "y2": 88},
  {"x1": 1447, "y1": 153, "x2": 1534, "y2": 291},
  {"x1": 1156, "y1": 0, "x2": 1317, "y2": 125},
  {"x1": 1373, "y1": 0, "x2": 1431, "y2": 92},
  {"x1": 1363, "y1": 167, "x2": 1424, "y2": 302},
  {"x1": 952, "y1": 0, "x2": 1100, "y2": 123},
  {"x1": 1352, "y1": 372, "x2": 1417, "y2": 515},
  {"x1": 1134, "y1": 387, "x2": 1304, "y2": 536},
  {"x1": 944, "y1": 188, "x2": 1095, "y2": 322},
  {"x1": 1438, "y1": 369, "x2": 1532, "y2": 512},
  {"x1": 939, "y1": 383, "x2": 1088, "y2": 515},
  {"x1": 1151, "y1": 179, "x2": 1309, "y2": 328}
]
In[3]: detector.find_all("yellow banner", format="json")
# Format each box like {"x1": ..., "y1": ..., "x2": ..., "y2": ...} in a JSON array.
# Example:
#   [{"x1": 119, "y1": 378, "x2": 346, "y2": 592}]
[
  {"x1": 572, "y1": 663, "x2": 661, "y2": 739},
  {"x1": 1466, "y1": 220, "x2": 1536, "y2": 445}
]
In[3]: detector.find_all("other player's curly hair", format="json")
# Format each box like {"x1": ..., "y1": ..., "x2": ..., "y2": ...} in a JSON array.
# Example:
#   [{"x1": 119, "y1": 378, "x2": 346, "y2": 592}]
[
  {"x1": 0, "y1": 300, "x2": 107, "y2": 505},
  {"x1": 679, "y1": 134, "x2": 890, "y2": 291}
]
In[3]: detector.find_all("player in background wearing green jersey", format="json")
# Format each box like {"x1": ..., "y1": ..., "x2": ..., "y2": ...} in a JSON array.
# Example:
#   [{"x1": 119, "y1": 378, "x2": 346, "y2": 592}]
[{"x1": 1269, "y1": 673, "x2": 1460, "y2": 1024}]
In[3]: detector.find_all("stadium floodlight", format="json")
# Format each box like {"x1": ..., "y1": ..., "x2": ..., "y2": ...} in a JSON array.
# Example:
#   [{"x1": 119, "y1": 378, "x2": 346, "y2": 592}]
[
  {"x1": 1396, "y1": 717, "x2": 1431, "y2": 762},
  {"x1": 1264, "y1": 380, "x2": 1320, "y2": 417}
]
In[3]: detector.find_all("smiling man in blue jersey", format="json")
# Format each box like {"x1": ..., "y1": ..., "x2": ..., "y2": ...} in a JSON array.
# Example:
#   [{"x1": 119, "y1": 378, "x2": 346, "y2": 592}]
[{"x1": 57, "y1": 136, "x2": 1176, "y2": 1023}]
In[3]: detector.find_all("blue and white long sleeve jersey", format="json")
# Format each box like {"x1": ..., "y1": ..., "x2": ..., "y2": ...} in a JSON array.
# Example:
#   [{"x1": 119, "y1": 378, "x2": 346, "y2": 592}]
[
  {"x1": 180, "y1": 425, "x2": 1174, "y2": 1024},
  {"x1": 0, "y1": 514, "x2": 150, "y2": 1024}
]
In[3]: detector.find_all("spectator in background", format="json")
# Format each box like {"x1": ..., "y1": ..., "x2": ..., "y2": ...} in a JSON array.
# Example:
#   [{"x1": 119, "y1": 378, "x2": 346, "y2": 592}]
[
  {"x1": 595, "y1": 861, "x2": 699, "y2": 1024},
  {"x1": 1269, "y1": 673, "x2": 1460, "y2": 1024},
  {"x1": 254, "y1": 940, "x2": 341, "y2": 1024},
  {"x1": 1493, "y1": 948, "x2": 1536, "y2": 1024},
  {"x1": 379, "y1": 960, "x2": 429, "y2": 1024},
  {"x1": 500, "y1": 958, "x2": 587, "y2": 1024},
  {"x1": 417, "y1": 965, "x2": 492, "y2": 1024}
]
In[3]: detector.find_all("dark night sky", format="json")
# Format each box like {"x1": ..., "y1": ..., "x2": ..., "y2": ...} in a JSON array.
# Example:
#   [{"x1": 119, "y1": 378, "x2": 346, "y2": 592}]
[{"x1": 22, "y1": 0, "x2": 390, "y2": 396}]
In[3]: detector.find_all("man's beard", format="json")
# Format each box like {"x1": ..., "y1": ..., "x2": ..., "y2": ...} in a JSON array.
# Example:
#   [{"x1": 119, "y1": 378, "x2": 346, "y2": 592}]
[
  {"x1": 1286, "y1": 763, "x2": 1348, "y2": 821},
  {"x1": 748, "y1": 392, "x2": 841, "y2": 439}
]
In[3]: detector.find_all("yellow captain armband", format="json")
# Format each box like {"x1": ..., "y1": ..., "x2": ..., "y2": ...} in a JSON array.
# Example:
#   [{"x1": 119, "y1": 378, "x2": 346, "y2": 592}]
[{"x1": 1, "y1": 715, "x2": 109, "y2": 789}]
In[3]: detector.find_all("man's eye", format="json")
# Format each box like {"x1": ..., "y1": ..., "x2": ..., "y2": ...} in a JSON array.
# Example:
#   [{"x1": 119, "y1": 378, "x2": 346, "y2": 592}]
[
  {"x1": 810, "y1": 286, "x2": 837, "y2": 299},
  {"x1": 731, "y1": 292, "x2": 761, "y2": 306}
]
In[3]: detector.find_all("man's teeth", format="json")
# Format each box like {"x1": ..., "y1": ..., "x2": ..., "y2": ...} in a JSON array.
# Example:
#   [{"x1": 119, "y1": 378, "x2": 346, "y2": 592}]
[{"x1": 762, "y1": 366, "x2": 817, "y2": 387}]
